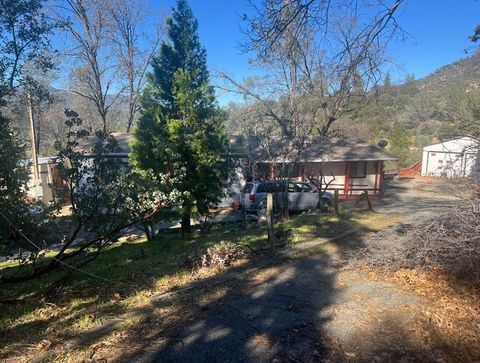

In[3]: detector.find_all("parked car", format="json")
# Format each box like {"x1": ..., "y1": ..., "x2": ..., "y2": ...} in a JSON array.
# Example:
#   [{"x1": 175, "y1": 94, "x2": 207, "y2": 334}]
[{"x1": 239, "y1": 180, "x2": 333, "y2": 214}]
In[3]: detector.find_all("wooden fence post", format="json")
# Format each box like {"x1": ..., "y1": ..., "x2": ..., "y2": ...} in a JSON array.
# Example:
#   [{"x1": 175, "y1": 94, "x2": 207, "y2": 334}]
[
  {"x1": 364, "y1": 190, "x2": 374, "y2": 211},
  {"x1": 266, "y1": 193, "x2": 274, "y2": 244},
  {"x1": 334, "y1": 189, "x2": 339, "y2": 216}
]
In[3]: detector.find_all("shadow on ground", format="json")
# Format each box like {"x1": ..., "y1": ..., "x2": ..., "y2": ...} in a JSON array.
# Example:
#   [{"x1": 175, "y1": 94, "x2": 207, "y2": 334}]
[
  {"x1": 86, "y1": 242, "x2": 347, "y2": 362},
  {"x1": 1, "y1": 178, "x2": 476, "y2": 362}
]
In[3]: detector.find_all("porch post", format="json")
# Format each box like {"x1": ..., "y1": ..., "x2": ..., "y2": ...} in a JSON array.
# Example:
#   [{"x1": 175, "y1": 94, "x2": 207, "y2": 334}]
[
  {"x1": 379, "y1": 161, "x2": 384, "y2": 195},
  {"x1": 373, "y1": 160, "x2": 380, "y2": 195},
  {"x1": 344, "y1": 161, "x2": 350, "y2": 199},
  {"x1": 270, "y1": 164, "x2": 276, "y2": 179}
]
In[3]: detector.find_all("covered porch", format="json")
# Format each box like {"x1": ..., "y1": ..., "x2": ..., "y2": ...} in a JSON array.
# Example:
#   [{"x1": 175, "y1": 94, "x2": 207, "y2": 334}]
[{"x1": 261, "y1": 160, "x2": 385, "y2": 200}]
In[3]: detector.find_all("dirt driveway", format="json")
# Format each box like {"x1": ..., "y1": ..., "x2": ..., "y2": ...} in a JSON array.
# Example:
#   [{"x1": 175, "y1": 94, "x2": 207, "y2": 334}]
[
  {"x1": 87, "y1": 178, "x2": 479, "y2": 363},
  {"x1": 128, "y1": 258, "x2": 426, "y2": 363}
]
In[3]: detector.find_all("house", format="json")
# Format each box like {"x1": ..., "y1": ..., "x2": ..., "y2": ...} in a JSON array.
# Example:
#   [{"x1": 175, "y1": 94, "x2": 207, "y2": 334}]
[
  {"x1": 238, "y1": 138, "x2": 399, "y2": 200},
  {"x1": 421, "y1": 137, "x2": 479, "y2": 177},
  {"x1": 25, "y1": 156, "x2": 65, "y2": 204},
  {"x1": 74, "y1": 132, "x2": 134, "y2": 190},
  {"x1": 25, "y1": 133, "x2": 134, "y2": 204}
]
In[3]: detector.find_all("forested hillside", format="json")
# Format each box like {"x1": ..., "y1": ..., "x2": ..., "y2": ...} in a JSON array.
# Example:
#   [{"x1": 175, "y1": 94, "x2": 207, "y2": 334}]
[{"x1": 344, "y1": 51, "x2": 480, "y2": 166}]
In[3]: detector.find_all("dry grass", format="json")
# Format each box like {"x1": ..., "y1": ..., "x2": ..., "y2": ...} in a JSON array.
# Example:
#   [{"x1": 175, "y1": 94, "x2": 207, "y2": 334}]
[{"x1": 0, "y1": 207, "x2": 405, "y2": 362}]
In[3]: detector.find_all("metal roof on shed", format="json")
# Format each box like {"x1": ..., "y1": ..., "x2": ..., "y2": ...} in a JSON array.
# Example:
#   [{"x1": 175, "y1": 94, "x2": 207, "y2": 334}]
[{"x1": 423, "y1": 137, "x2": 479, "y2": 153}]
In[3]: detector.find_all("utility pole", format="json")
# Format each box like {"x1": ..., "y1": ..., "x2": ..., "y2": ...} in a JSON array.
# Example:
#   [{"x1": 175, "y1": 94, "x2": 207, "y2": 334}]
[{"x1": 27, "y1": 92, "x2": 39, "y2": 180}]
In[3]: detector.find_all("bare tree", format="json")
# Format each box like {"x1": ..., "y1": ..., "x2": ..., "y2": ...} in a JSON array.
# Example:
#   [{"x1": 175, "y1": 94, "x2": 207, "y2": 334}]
[
  {"x1": 222, "y1": 0, "x2": 404, "y2": 137},
  {"x1": 102, "y1": 0, "x2": 162, "y2": 133},
  {"x1": 227, "y1": 101, "x2": 316, "y2": 221},
  {"x1": 57, "y1": 0, "x2": 123, "y2": 132}
]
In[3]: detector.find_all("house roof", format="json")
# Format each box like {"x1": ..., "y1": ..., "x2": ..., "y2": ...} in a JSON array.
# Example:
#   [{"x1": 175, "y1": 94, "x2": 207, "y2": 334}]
[
  {"x1": 75, "y1": 133, "x2": 398, "y2": 162},
  {"x1": 76, "y1": 133, "x2": 134, "y2": 155},
  {"x1": 20, "y1": 156, "x2": 57, "y2": 167},
  {"x1": 232, "y1": 136, "x2": 399, "y2": 163},
  {"x1": 302, "y1": 138, "x2": 399, "y2": 162}
]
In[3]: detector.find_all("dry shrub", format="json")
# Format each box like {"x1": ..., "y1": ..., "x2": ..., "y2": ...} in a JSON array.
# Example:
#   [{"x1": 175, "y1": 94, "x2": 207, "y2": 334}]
[
  {"x1": 404, "y1": 197, "x2": 480, "y2": 279},
  {"x1": 191, "y1": 241, "x2": 251, "y2": 269},
  {"x1": 408, "y1": 201, "x2": 479, "y2": 274},
  {"x1": 352, "y1": 196, "x2": 480, "y2": 280}
]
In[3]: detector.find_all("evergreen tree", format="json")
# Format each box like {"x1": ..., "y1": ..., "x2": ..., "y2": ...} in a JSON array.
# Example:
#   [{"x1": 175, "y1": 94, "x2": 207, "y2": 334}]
[
  {"x1": 384, "y1": 72, "x2": 392, "y2": 88},
  {"x1": 469, "y1": 24, "x2": 480, "y2": 43},
  {"x1": 388, "y1": 122, "x2": 415, "y2": 167},
  {"x1": 0, "y1": 0, "x2": 53, "y2": 254},
  {"x1": 130, "y1": 0, "x2": 227, "y2": 234},
  {"x1": 0, "y1": 112, "x2": 29, "y2": 254}
]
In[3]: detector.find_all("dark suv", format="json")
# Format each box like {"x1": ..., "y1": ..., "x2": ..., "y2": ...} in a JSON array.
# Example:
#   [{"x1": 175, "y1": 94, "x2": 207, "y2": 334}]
[{"x1": 239, "y1": 180, "x2": 333, "y2": 214}]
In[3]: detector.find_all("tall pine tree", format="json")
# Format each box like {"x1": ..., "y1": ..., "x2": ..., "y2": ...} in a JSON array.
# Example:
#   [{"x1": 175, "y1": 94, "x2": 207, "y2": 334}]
[{"x1": 130, "y1": 0, "x2": 227, "y2": 234}]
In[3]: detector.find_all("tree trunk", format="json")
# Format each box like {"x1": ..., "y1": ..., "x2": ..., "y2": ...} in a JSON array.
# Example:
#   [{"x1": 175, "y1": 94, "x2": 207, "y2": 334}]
[
  {"x1": 101, "y1": 113, "x2": 107, "y2": 133},
  {"x1": 27, "y1": 93, "x2": 39, "y2": 180},
  {"x1": 282, "y1": 189, "x2": 289, "y2": 220},
  {"x1": 143, "y1": 223, "x2": 153, "y2": 241},
  {"x1": 181, "y1": 212, "x2": 191, "y2": 235},
  {"x1": 126, "y1": 109, "x2": 135, "y2": 133},
  {"x1": 364, "y1": 190, "x2": 374, "y2": 211}
]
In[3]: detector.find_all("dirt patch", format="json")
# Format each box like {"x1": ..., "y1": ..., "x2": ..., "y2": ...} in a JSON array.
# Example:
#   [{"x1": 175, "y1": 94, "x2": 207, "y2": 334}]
[
  {"x1": 90, "y1": 255, "x2": 466, "y2": 362},
  {"x1": 319, "y1": 270, "x2": 423, "y2": 361}
]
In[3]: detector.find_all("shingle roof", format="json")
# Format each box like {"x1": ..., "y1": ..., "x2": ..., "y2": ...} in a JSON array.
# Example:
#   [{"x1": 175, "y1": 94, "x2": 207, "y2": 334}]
[
  {"x1": 76, "y1": 133, "x2": 134, "y2": 155},
  {"x1": 230, "y1": 136, "x2": 399, "y2": 162},
  {"x1": 302, "y1": 138, "x2": 399, "y2": 162}
]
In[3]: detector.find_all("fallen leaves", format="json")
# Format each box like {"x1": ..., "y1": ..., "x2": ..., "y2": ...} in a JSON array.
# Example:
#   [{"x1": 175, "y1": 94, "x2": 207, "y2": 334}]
[
  {"x1": 37, "y1": 339, "x2": 52, "y2": 351},
  {"x1": 363, "y1": 266, "x2": 480, "y2": 360}
]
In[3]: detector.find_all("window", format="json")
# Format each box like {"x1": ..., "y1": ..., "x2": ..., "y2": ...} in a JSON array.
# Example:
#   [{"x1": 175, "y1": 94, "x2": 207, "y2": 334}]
[
  {"x1": 257, "y1": 182, "x2": 283, "y2": 193},
  {"x1": 302, "y1": 183, "x2": 314, "y2": 192},
  {"x1": 241, "y1": 183, "x2": 254, "y2": 193},
  {"x1": 349, "y1": 161, "x2": 367, "y2": 178},
  {"x1": 287, "y1": 182, "x2": 303, "y2": 192},
  {"x1": 256, "y1": 184, "x2": 267, "y2": 193},
  {"x1": 288, "y1": 182, "x2": 295, "y2": 192}
]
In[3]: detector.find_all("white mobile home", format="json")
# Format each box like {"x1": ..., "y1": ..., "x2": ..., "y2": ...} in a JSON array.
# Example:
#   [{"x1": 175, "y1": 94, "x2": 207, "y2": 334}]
[{"x1": 421, "y1": 137, "x2": 478, "y2": 177}]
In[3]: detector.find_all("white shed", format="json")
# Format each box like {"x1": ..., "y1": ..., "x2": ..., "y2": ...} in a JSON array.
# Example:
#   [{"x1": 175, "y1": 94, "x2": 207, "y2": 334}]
[{"x1": 421, "y1": 137, "x2": 479, "y2": 177}]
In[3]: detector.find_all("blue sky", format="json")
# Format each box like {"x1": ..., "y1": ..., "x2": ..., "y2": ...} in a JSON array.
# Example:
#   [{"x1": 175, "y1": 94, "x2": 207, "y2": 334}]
[{"x1": 156, "y1": 0, "x2": 479, "y2": 105}]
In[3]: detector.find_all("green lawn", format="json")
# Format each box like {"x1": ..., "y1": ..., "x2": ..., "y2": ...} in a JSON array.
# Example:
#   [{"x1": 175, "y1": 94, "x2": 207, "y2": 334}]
[{"x1": 0, "y1": 209, "x2": 401, "y2": 361}]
